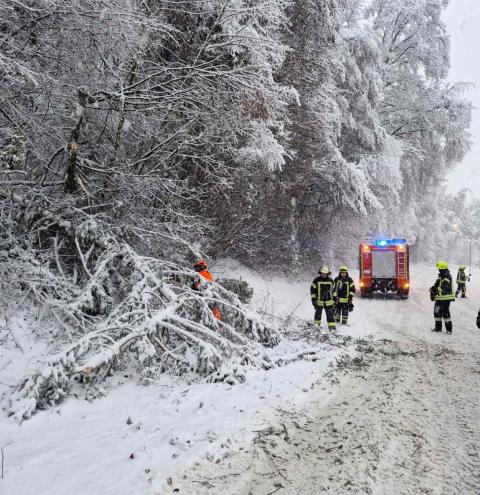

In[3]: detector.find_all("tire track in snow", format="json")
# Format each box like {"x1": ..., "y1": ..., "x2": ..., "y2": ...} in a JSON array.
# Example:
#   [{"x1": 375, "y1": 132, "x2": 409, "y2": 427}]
[{"x1": 176, "y1": 336, "x2": 480, "y2": 495}]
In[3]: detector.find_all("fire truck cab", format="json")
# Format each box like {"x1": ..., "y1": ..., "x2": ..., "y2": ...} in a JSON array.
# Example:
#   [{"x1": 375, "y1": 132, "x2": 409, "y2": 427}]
[{"x1": 359, "y1": 239, "x2": 410, "y2": 299}]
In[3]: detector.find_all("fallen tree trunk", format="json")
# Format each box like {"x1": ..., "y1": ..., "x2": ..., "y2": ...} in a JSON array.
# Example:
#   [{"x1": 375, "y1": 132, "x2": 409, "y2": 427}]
[{"x1": 1, "y1": 193, "x2": 279, "y2": 421}]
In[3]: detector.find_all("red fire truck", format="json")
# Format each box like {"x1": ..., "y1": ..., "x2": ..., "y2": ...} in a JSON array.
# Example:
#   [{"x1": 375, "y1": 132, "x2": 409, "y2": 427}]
[{"x1": 359, "y1": 239, "x2": 410, "y2": 299}]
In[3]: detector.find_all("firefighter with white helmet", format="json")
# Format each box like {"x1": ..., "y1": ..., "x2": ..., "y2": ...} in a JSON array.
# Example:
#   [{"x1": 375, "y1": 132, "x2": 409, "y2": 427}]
[
  {"x1": 333, "y1": 265, "x2": 356, "y2": 325},
  {"x1": 310, "y1": 265, "x2": 336, "y2": 331},
  {"x1": 429, "y1": 261, "x2": 455, "y2": 334}
]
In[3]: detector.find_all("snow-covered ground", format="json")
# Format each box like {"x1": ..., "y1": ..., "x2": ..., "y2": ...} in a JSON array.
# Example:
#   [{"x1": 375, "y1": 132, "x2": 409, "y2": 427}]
[
  {"x1": 177, "y1": 263, "x2": 480, "y2": 494},
  {"x1": 0, "y1": 260, "x2": 343, "y2": 495},
  {"x1": 1, "y1": 262, "x2": 480, "y2": 495}
]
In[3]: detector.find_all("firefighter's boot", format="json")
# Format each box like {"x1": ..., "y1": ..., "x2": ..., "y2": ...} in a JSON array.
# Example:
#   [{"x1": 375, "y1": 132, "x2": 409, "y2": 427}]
[
  {"x1": 445, "y1": 320, "x2": 452, "y2": 334},
  {"x1": 334, "y1": 304, "x2": 341, "y2": 323},
  {"x1": 326, "y1": 306, "x2": 336, "y2": 332},
  {"x1": 431, "y1": 320, "x2": 442, "y2": 332}
]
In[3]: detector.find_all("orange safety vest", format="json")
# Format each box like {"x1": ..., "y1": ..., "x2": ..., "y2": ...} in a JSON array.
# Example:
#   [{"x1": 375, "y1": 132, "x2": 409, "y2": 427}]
[
  {"x1": 192, "y1": 269, "x2": 213, "y2": 290},
  {"x1": 199, "y1": 270, "x2": 213, "y2": 282}
]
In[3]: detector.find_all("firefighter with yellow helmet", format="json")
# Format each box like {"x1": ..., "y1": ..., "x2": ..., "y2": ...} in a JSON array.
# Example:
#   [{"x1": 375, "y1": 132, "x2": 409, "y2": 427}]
[
  {"x1": 333, "y1": 265, "x2": 356, "y2": 325},
  {"x1": 429, "y1": 261, "x2": 455, "y2": 334},
  {"x1": 455, "y1": 264, "x2": 470, "y2": 298},
  {"x1": 310, "y1": 265, "x2": 336, "y2": 331}
]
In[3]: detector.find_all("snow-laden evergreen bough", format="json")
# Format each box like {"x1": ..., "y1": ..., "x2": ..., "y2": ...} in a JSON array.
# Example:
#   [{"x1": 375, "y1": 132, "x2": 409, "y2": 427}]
[{"x1": 1, "y1": 193, "x2": 278, "y2": 421}]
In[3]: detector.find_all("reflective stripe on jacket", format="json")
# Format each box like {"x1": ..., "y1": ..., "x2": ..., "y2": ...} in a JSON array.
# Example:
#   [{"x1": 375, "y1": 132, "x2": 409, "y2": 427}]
[
  {"x1": 456, "y1": 270, "x2": 467, "y2": 284},
  {"x1": 333, "y1": 276, "x2": 356, "y2": 303},
  {"x1": 433, "y1": 270, "x2": 455, "y2": 301},
  {"x1": 311, "y1": 276, "x2": 335, "y2": 307}
]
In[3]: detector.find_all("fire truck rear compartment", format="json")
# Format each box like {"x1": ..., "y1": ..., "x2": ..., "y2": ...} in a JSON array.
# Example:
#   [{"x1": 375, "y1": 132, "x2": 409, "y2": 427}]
[{"x1": 372, "y1": 250, "x2": 397, "y2": 292}]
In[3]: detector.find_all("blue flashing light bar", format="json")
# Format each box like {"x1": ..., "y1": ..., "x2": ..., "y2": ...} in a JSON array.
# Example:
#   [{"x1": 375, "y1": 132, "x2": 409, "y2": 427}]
[{"x1": 375, "y1": 238, "x2": 407, "y2": 247}]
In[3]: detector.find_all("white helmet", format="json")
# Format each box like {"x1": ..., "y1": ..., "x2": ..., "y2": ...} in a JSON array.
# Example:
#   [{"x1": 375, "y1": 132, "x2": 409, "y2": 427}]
[{"x1": 319, "y1": 265, "x2": 330, "y2": 275}]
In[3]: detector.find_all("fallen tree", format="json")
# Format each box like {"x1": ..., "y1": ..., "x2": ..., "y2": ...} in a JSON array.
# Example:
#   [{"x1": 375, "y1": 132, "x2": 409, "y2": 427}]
[{"x1": 0, "y1": 192, "x2": 278, "y2": 421}]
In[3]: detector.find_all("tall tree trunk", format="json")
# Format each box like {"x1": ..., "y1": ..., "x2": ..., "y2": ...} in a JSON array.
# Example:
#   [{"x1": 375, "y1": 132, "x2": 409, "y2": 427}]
[{"x1": 65, "y1": 89, "x2": 88, "y2": 193}]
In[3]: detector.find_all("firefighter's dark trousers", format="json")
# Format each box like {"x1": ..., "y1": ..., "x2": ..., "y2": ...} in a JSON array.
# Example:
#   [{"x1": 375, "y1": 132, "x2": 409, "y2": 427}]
[
  {"x1": 434, "y1": 301, "x2": 452, "y2": 332},
  {"x1": 314, "y1": 304, "x2": 336, "y2": 329},
  {"x1": 456, "y1": 283, "x2": 466, "y2": 298},
  {"x1": 335, "y1": 303, "x2": 349, "y2": 324}
]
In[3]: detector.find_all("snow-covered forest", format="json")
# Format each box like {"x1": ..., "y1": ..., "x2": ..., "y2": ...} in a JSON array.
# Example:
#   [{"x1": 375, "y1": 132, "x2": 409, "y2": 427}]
[
  {"x1": 0, "y1": 0, "x2": 476, "y2": 413},
  {"x1": 1, "y1": 0, "x2": 473, "y2": 267},
  {"x1": 0, "y1": 0, "x2": 475, "y2": 411}
]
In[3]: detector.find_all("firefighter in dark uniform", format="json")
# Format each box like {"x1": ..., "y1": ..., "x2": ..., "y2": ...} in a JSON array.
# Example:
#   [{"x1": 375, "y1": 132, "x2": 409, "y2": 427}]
[
  {"x1": 455, "y1": 265, "x2": 469, "y2": 298},
  {"x1": 333, "y1": 265, "x2": 355, "y2": 325},
  {"x1": 430, "y1": 261, "x2": 455, "y2": 334},
  {"x1": 310, "y1": 265, "x2": 336, "y2": 331}
]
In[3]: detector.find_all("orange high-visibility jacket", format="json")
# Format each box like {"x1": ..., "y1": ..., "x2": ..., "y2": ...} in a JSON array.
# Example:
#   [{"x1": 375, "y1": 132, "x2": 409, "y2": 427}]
[
  {"x1": 193, "y1": 269, "x2": 213, "y2": 290},
  {"x1": 199, "y1": 270, "x2": 213, "y2": 282}
]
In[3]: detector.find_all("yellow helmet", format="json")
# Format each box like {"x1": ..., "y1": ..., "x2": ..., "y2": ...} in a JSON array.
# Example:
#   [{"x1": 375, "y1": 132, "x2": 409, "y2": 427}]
[
  {"x1": 339, "y1": 265, "x2": 349, "y2": 273},
  {"x1": 436, "y1": 261, "x2": 448, "y2": 270},
  {"x1": 459, "y1": 264, "x2": 466, "y2": 270}
]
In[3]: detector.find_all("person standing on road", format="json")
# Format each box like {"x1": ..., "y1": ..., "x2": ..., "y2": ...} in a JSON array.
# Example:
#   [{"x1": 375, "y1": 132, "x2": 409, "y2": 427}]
[
  {"x1": 455, "y1": 265, "x2": 470, "y2": 298},
  {"x1": 430, "y1": 261, "x2": 455, "y2": 334},
  {"x1": 310, "y1": 265, "x2": 336, "y2": 331},
  {"x1": 333, "y1": 265, "x2": 356, "y2": 325}
]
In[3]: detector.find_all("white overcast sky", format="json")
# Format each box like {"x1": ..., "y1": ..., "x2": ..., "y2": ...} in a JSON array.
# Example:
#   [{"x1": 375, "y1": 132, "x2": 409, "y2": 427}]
[{"x1": 444, "y1": 0, "x2": 480, "y2": 195}]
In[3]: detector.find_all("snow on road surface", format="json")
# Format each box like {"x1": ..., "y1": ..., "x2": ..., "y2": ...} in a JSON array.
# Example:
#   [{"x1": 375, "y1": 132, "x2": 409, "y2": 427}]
[
  {"x1": 1, "y1": 263, "x2": 480, "y2": 495},
  {"x1": 175, "y1": 264, "x2": 480, "y2": 495}
]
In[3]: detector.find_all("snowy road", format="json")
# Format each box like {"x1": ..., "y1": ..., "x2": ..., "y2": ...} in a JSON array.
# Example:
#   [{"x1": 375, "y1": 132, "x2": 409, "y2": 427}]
[
  {"x1": 175, "y1": 268, "x2": 480, "y2": 495},
  {"x1": 2, "y1": 264, "x2": 480, "y2": 495}
]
